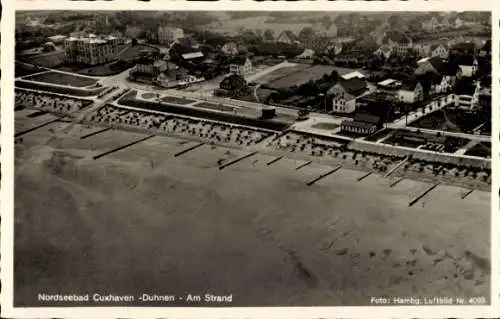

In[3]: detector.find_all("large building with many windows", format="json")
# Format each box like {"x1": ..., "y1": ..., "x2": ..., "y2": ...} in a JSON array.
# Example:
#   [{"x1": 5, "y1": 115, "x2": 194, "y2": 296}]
[
  {"x1": 64, "y1": 34, "x2": 119, "y2": 66},
  {"x1": 158, "y1": 27, "x2": 184, "y2": 45}
]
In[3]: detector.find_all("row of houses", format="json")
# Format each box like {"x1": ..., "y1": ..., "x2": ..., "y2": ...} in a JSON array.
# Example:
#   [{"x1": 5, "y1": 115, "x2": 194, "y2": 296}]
[{"x1": 328, "y1": 54, "x2": 483, "y2": 115}]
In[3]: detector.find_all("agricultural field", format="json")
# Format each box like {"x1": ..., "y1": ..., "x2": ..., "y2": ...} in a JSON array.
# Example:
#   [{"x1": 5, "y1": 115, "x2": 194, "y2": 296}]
[
  {"x1": 256, "y1": 64, "x2": 311, "y2": 84},
  {"x1": 266, "y1": 65, "x2": 354, "y2": 90},
  {"x1": 24, "y1": 71, "x2": 97, "y2": 87}
]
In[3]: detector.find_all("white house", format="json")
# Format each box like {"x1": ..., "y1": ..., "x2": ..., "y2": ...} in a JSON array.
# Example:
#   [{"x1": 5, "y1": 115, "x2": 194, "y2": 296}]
[
  {"x1": 229, "y1": 56, "x2": 252, "y2": 76},
  {"x1": 221, "y1": 42, "x2": 239, "y2": 56},
  {"x1": 327, "y1": 78, "x2": 368, "y2": 113},
  {"x1": 397, "y1": 80, "x2": 424, "y2": 104}
]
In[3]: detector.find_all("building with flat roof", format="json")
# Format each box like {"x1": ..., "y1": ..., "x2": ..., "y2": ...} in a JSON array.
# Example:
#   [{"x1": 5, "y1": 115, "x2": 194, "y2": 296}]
[{"x1": 64, "y1": 34, "x2": 119, "y2": 66}]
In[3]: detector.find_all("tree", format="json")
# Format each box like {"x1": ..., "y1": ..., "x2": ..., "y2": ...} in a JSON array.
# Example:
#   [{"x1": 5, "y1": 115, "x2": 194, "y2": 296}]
[
  {"x1": 321, "y1": 15, "x2": 332, "y2": 28},
  {"x1": 263, "y1": 29, "x2": 275, "y2": 42},
  {"x1": 131, "y1": 38, "x2": 138, "y2": 46},
  {"x1": 299, "y1": 27, "x2": 315, "y2": 42}
]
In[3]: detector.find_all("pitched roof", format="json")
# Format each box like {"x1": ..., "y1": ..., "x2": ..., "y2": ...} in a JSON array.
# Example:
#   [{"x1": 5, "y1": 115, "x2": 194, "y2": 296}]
[
  {"x1": 181, "y1": 52, "x2": 204, "y2": 60},
  {"x1": 341, "y1": 120, "x2": 377, "y2": 130},
  {"x1": 426, "y1": 56, "x2": 445, "y2": 72},
  {"x1": 353, "y1": 112, "x2": 381, "y2": 125},
  {"x1": 279, "y1": 30, "x2": 298, "y2": 41},
  {"x1": 339, "y1": 78, "x2": 367, "y2": 96}
]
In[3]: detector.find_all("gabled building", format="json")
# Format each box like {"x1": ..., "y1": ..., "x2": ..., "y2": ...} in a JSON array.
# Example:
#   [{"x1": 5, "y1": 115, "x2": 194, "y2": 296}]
[
  {"x1": 397, "y1": 79, "x2": 424, "y2": 104},
  {"x1": 229, "y1": 56, "x2": 252, "y2": 76},
  {"x1": 382, "y1": 32, "x2": 413, "y2": 56},
  {"x1": 456, "y1": 55, "x2": 478, "y2": 77},
  {"x1": 221, "y1": 42, "x2": 239, "y2": 56},
  {"x1": 417, "y1": 73, "x2": 446, "y2": 97},
  {"x1": 412, "y1": 43, "x2": 431, "y2": 58},
  {"x1": 415, "y1": 56, "x2": 445, "y2": 75},
  {"x1": 276, "y1": 30, "x2": 299, "y2": 44},
  {"x1": 327, "y1": 78, "x2": 368, "y2": 114},
  {"x1": 374, "y1": 45, "x2": 393, "y2": 60},
  {"x1": 430, "y1": 43, "x2": 449, "y2": 59}
]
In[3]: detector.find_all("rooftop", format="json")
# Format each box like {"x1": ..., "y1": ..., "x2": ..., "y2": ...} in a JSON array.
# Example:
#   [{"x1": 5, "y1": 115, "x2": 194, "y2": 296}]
[{"x1": 181, "y1": 52, "x2": 204, "y2": 60}]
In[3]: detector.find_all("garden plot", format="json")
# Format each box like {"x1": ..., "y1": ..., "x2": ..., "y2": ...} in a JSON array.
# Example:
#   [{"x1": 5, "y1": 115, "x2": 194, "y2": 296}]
[{"x1": 24, "y1": 71, "x2": 97, "y2": 87}]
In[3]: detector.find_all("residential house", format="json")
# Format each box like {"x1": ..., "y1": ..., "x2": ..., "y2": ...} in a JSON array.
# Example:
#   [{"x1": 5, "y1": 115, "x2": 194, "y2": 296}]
[
  {"x1": 456, "y1": 55, "x2": 478, "y2": 77},
  {"x1": 412, "y1": 43, "x2": 431, "y2": 58},
  {"x1": 430, "y1": 43, "x2": 449, "y2": 59},
  {"x1": 327, "y1": 78, "x2": 368, "y2": 114},
  {"x1": 134, "y1": 55, "x2": 167, "y2": 76},
  {"x1": 221, "y1": 42, "x2": 239, "y2": 56},
  {"x1": 276, "y1": 30, "x2": 299, "y2": 44},
  {"x1": 454, "y1": 80, "x2": 479, "y2": 110},
  {"x1": 373, "y1": 45, "x2": 393, "y2": 60},
  {"x1": 229, "y1": 56, "x2": 252, "y2": 76},
  {"x1": 382, "y1": 32, "x2": 413, "y2": 56},
  {"x1": 417, "y1": 73, "x2": 446, "y2": 98},
  {"x1": 415, "y1": 56, "x2": 445, "y2": 75},
  {"x1": 397, "y1": 79, "x2": 424, "y2": 104},
  {"x1": 216, "y1": 74, "x2": 248, "y2": 97},
  {"x1": 340, "y1": 113, "x2": 381, "y2": 135}
]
